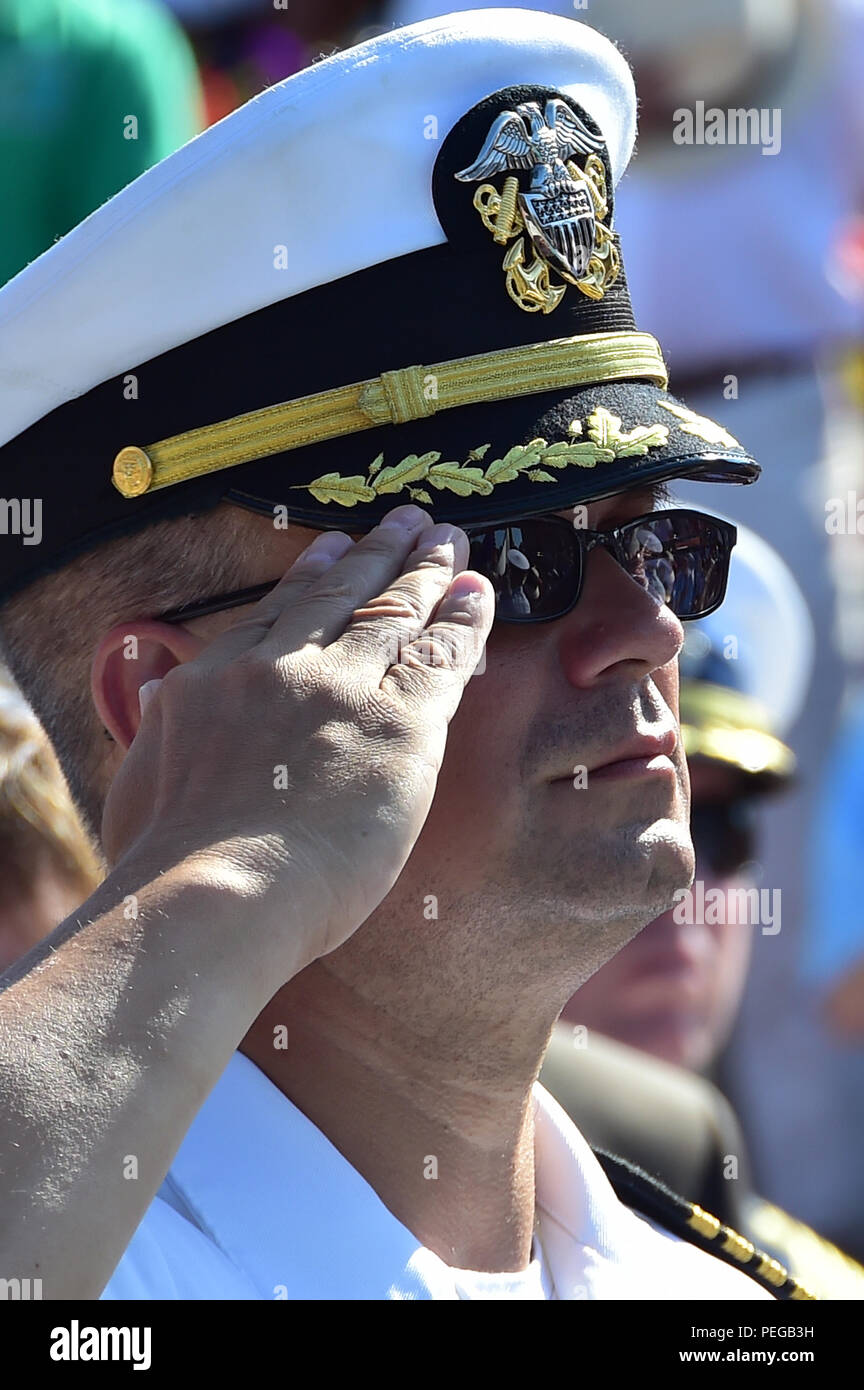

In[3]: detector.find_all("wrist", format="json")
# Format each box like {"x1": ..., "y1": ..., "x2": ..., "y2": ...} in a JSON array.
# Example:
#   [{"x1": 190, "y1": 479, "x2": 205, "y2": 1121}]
[{"x1": 103, "y1": 836, "x2": 308, "y2": 1011}]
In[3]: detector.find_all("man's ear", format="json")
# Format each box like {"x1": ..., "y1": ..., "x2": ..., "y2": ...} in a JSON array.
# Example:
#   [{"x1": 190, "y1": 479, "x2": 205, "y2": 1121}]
[{"x1": 91, "y1": 620, "x2": 204, "y2": 751}]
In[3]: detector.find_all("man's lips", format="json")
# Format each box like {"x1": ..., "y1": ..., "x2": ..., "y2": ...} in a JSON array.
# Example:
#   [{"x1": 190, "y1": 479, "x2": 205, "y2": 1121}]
[
  {"x1": 551, "y1": 728, "x2": 679, "y2": 783},
  {"x1": 588, "y1": 751, "x2": 677, "y2": 782}
]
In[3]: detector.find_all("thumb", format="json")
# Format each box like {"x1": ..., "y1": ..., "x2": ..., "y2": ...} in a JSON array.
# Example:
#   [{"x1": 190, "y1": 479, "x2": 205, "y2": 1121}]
[{"x1": 138, "y1": 679, "x2": 163, "y2": 717}]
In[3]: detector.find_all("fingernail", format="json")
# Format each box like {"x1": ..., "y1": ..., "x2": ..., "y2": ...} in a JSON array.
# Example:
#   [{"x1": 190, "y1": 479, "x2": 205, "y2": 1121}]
[
  {"x1": 138, "y1": 679, "x2": 162, "y2": 715},
  {"x1": 416, "y1": 523, "x2": 460, "y2": 553},
  {"x1": 293, "y1": 531, "x2": 353, "y2": 568},
  {"x1": 378, "y1": 504, "x2": 431, "y2": 532},
  {"x1": 448, "y1": 574, "x2": 487, "y2": 605}
]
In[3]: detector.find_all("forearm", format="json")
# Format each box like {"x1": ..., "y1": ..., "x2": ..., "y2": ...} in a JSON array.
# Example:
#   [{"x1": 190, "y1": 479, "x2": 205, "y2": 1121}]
[
  {"x1": 0, "y1": 511, "x2": 488, "y2": 1298},
  {"x1": 0, "y1": 847, "x2": 284, "y2": 1299}
]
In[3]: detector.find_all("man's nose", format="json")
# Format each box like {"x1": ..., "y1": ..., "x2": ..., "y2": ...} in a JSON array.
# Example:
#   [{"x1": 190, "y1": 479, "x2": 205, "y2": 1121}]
[{"x1": 555, "y1": 544, "x2": 684, "y2": 689}]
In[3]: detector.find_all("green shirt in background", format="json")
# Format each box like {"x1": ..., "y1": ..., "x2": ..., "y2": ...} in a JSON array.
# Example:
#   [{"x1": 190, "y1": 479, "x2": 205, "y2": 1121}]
[{"x1": 0, "y1": 0, "x2": 203, "y2": 285}]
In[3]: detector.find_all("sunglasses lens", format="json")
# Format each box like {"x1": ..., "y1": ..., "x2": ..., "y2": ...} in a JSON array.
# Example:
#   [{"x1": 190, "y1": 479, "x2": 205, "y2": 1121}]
[
  {"x1": 618, "y1": 511, "x2": 731, "y2": 619},
  {"x1": 467, "y1": 520, "x2": 581, "y2": 621},
  {"x1": 466, "y1": 509, "x2": 733, "y2": 624}
]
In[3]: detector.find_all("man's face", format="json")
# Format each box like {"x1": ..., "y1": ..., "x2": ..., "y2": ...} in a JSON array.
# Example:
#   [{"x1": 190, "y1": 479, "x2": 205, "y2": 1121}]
[
  {"x1": 391, "y1": 485, "x2": 692, "y2": 991},
  {"x1": 181, "y1": 483, "x2": 694, "y2": 1010}
]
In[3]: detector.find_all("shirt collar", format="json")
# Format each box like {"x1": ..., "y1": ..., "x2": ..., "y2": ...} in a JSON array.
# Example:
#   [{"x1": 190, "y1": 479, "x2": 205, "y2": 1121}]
[{"x1": 159, "y1": 1049, "x2": 639, "y2": 1300}]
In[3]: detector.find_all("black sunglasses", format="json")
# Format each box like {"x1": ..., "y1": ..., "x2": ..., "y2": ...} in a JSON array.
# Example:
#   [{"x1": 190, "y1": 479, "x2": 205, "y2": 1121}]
[{"x1": 157, "y1": 508, "x2": 736, "y2": 626}]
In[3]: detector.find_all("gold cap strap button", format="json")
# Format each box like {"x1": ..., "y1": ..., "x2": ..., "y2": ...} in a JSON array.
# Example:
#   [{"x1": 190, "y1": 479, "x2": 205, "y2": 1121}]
[{"x1": 113, "y1": 446, "x2": 154, "y2": 498}]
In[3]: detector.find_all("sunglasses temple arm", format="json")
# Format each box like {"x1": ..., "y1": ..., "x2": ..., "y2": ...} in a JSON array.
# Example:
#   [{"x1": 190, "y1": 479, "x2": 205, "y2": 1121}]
[{"x1": 161, "y1": 580, "x2": 280, "y2": 625}]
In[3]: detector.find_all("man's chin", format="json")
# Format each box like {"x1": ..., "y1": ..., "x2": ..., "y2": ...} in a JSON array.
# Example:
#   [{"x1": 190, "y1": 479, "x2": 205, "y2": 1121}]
[
  {"x1": 569, "y1": 812, "x2": 692, "y2": 922},
  {"x1": 636, "y1": 819, "x2": 697, "y2": 918},
  {"x1": 539, "y1": 847, "x2": 694, "y2": 937},
  {"x1": 536, "y1": 776, "x2": 693, "y2": 906}
]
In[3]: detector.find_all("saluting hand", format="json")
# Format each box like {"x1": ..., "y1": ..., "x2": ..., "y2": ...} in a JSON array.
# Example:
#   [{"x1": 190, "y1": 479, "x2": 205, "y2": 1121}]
[{"x1": 101, "y1": 504, "x2": 494, "y2": 984}]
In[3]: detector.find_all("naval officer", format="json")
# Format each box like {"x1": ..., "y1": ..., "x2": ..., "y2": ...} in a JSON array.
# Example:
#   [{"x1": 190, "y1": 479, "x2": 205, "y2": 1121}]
[{"x1": 0, "y1": 10, "x2": 809, "y2": 1298}]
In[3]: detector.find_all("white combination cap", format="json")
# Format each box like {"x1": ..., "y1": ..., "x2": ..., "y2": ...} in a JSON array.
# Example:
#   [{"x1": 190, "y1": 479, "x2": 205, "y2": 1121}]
[{"x1": 0, "y1": 8, "x2": 758, "y2": 600}]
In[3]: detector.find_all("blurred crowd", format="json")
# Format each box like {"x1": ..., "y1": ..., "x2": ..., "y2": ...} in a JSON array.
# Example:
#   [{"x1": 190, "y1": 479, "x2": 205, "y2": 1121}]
[{"x1": 1, "y1": 0, "x2": 863, "y2": 1273}]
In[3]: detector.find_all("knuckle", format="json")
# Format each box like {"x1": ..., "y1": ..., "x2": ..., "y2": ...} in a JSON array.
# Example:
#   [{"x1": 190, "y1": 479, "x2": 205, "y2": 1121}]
[
  {"x1": 271, "y1": 651, "x2": 322, "y2": 700},
  {"x1": 402, "y1": 630, "x2": 461, "y2": 674},
  {"x1": 283, "y1": 651, "x2": 368, "y2": 719},
  {"x1": 352, "y1": 583, "x2": 428, "y2": 628},
  {"x1": 381, "y1": 657, "x2": 448, "y2": 717},
  {"x1": 300, "y1": 577, "x2": 357, "y2": 606},
  {"x1": 348, "y1": 680, "x2": 415, "y2": 740},
  {"x1": 229, "y1": 647, "x2": 279, "y2": 684},
  {"x1": 210, "y1": 648, "x2": 310, "y2": 709}
]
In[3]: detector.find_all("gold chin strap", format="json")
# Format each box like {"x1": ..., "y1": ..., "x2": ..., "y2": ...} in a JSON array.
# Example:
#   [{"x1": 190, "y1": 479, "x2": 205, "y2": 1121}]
[{"x1": 111, "y1": 330, "x2": 668, "y2": 498}]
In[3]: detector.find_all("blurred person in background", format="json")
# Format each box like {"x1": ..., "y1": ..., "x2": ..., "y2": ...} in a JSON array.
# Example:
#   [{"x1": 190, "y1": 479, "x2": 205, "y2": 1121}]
[
  {"x1": 0, "y1": 0, "x2": 203, "y2": 285},
  {"x1": 388, "y1": 0, "x2": 864, "y2": 1264},
  {"x1": 541, "y1": 526, "x2": 864, "y2": 1295},
  {"x1": 164, "y1": 0, "x2": 384, "y2": 124},
  {"x1": 0, "y1": 666, "x2": 100, "y2": 971}
]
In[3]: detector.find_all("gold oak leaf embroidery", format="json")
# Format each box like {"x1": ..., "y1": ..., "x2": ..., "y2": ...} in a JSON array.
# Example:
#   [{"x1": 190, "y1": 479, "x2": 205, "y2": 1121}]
[
  {"x1": 372, "y1": 451, "x2": 440, "y2": 493},
  {"x1": 584, "y1": 406, "x2": 670, "y2": 456},
  {"x1": 426, "y1": 461, "x2": 493, "y2": 496},
  {"x1": 657, "y1": 401, "x2": 740, "y2": 448},
  {"x1": 302, "y1": 472, "x2": 377, "y2": 506},
  {"x1": 531, "y1": 435, "x2": 611, "y2": 469},
  {"x1": 295, "y1": 409, "x2": 671, "y2": 507},
  {"x1": 483, "y1": 441, "x2": 549, "y2": 485}
]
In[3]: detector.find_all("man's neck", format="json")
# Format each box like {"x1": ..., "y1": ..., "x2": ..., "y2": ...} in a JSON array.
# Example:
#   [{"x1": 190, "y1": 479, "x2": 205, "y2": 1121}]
[{"x1": 240, "y1": 961, "x2": 553, "y2": 1272}]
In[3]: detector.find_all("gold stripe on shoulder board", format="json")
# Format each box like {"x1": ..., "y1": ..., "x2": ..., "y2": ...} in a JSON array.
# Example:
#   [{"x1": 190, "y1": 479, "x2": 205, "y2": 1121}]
[{"x1": 687, "y1": 1204, "x2": 818, "y2": 1301}]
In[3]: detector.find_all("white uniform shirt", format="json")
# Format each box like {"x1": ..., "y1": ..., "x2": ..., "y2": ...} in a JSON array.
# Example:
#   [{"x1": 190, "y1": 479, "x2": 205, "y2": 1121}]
[{"x1": 101, "y1": 1051, "x2": 772, "y2": 1300}]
